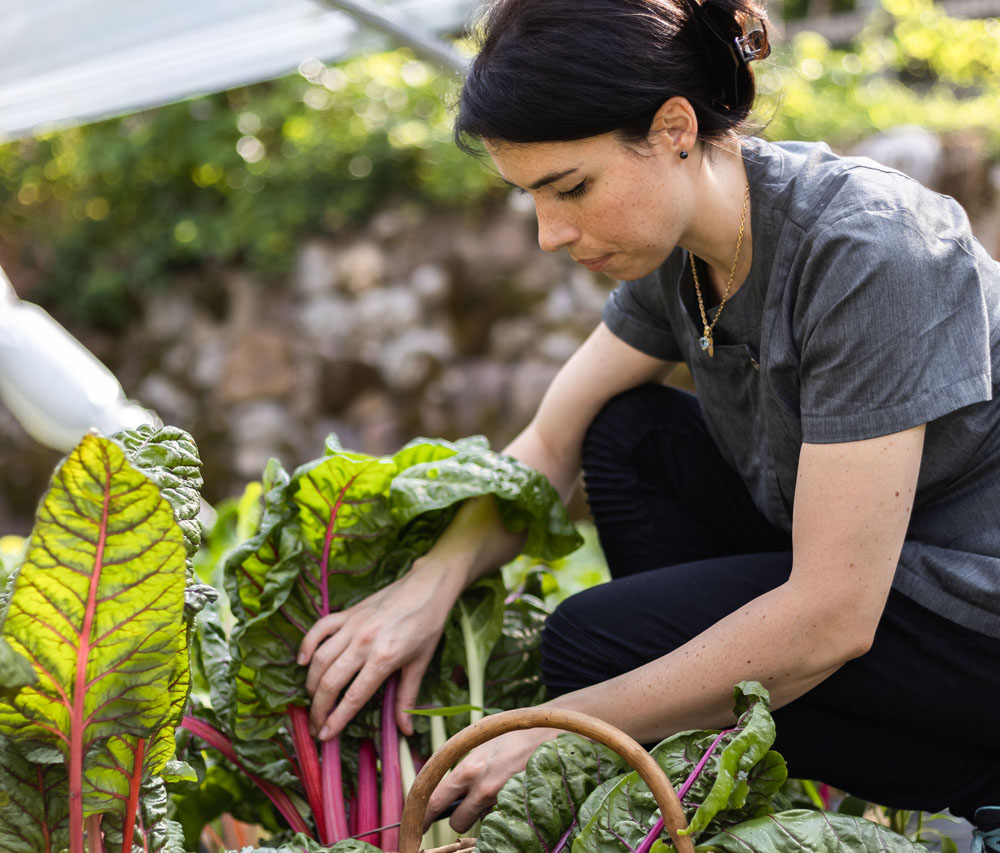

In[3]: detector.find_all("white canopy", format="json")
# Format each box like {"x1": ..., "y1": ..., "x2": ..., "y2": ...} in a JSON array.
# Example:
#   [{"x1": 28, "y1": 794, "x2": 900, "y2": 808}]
[{"x1": 0, "y1": 0, "x2": 475, "y2": 141}]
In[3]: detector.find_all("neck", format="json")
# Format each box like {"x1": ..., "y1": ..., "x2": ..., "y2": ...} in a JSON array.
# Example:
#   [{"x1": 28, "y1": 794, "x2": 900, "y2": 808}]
[{"x1": 680, "y1": 144, "x2": 752, "y2": 297}]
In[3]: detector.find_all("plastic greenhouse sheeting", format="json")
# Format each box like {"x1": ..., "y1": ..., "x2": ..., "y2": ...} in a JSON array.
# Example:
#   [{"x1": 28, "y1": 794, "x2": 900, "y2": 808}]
[{"x1": 0, "y1": 0, "x2": 476, "y2": 141}]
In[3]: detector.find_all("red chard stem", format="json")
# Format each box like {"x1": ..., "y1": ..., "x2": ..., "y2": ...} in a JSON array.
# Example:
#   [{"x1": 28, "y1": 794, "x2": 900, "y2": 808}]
[
  {"x1": 288, "y1": 706, "x2": 328, "y2": 842},
  {"x1": 321, "y1": 737, "x2": 350, "y2": 841},
  {"x1": 380, "y1": 674, "x2": 403, "y2": 853},
  {"x1": 356, "y1": 738, "x2": 380, "y2": 839},
  {"x1": 180, "y1": 716, "x2": 311, "y2": 836}
]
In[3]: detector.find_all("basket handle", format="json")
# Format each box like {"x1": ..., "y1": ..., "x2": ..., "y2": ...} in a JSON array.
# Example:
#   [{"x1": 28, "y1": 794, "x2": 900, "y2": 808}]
[{"x1": 398, "y1": 707, "x2": 694, "y2": 853}]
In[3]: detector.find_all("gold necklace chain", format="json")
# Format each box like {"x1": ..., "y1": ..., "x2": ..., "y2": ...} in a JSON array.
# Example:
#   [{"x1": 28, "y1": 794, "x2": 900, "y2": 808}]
[{"x1": 690, "y1": 183, "x2": 750, "y2": 358}]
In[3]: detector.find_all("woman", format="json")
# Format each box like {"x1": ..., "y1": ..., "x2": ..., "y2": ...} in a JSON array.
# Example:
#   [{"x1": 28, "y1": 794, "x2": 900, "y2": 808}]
[{"x1": 298, "y1": 0, "x2": 1000, "y2": 842}]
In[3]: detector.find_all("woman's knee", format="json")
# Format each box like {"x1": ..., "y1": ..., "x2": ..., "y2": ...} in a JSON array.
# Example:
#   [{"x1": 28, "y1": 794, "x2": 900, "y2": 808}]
[{"x1": 540, "y1": 588, "x2": 620, "y2": 697}]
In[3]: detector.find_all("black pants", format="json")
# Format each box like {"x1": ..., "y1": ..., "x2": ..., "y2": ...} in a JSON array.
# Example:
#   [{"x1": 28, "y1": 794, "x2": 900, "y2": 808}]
[{"x1": 540, "y1": 384, "x2": 1000, "y2": 822}]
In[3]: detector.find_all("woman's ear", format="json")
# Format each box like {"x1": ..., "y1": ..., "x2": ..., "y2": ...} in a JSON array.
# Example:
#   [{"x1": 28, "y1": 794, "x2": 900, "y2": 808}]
[{"x1": 648, "y1": 97, "x2": 698, "y2": 156}]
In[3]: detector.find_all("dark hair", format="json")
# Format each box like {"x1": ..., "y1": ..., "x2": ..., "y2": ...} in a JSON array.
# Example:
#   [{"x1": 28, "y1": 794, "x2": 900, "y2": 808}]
[{"x1": 454, "y1": 0, "x2": 770, "y2": 153}]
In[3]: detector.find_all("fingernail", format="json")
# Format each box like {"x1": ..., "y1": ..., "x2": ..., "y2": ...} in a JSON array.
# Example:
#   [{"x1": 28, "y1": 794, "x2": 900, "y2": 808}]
[
  {"x1": 297, "y1": 652, "x2": 306, "y2": 665},
  {"x1": 319, "y1": 726, "x2": 330, "y2": 740}
]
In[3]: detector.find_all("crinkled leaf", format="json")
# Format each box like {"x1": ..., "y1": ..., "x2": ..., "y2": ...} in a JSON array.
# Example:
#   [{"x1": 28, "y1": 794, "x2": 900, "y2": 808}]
[
  {"x1": 477, "y1": 733, "x2": 631, "y2": 853},
  {"x1": 389, "y1": 437, "x2": 581, "y2": 560},
  {"x1": 484, "y1": 589, "x2": 550, "y2": 712},
  {"x1": 683, "y1": 682, "x2": 778, "y2": 837},
  {"x1": 0, "y1": 535, "x2": 24, "y2": 611},
  {"x1": 115, "y1": 423, "x2": 215, "y2": 629},
  {"x1": 102, "y1": 776, "x2": 187, "y2": 853},
  {"x1": 649, "y1": 734, "x2": 786, "y2": 837},
  {"x1": 224, "y1": 460, "x2": 307, "y2": 738},
  {"x1": 574, "y1": 767, "x2": 661, "y2": 853},
  {"x1": 114, "y1": 424, "x2": 203, "y2": 573},
  {"x1": 690, "y1": 809, "x2": 930, "y2": 852},
  {"x1": 574, "y1": 682, "x2": 783, "y2": 852},
  {"x1": 0, "y1": 434, "x2": 188, "y2": 819},
  {"x1": 190, "y1": 598, "x2": 236, "y2": 732},
  {"x1": 0, "y1": 734, "x2": 70, "y2": 853},
  {"x1": 0, "y1": 547, "x2": 34, "y2": 704}
]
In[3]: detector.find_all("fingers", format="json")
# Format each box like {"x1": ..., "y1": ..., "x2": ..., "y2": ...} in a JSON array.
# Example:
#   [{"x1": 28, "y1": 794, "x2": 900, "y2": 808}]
[
  {"x1": 316, "y1": 657, "x2": 395, "y2": 739},
  {"x1": 298, "y1": 610, "x2": 349, "y2": 664},
  {"x1": 426, "y1": 763, "x2": 497, "y2": 834},
  {"x1": 396, "y1": 657, "x2": 432, "y2": 736},
  {"x1": 304, "y1": 628, "x2": 353, "y2": 698}
]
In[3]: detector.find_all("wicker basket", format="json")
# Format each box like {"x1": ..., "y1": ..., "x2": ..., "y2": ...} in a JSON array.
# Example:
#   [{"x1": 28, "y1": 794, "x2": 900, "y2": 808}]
[{"x1": 400, "y1": 707, "x2": 694, "y2": 853}]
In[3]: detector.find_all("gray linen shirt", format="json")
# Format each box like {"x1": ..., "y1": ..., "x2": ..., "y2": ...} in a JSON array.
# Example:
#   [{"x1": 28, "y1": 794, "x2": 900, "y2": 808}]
[{"x1": 603, "y1": 136, "x2": 1000, "y2": 638}]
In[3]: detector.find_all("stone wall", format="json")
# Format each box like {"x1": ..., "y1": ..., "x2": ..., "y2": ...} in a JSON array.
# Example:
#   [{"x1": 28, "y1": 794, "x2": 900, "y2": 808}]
[
  {"x1": 0, "y1": 194, "x2": 609, "y2": 533},
  {"x1": 1, "y1": 127, "x2": 998, "y2": 536}
]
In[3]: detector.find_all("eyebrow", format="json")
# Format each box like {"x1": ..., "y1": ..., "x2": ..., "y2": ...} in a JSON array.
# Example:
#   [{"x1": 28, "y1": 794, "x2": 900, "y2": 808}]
[{"x1": 501, "y1": 167, "x2": 579, "y2": 191}]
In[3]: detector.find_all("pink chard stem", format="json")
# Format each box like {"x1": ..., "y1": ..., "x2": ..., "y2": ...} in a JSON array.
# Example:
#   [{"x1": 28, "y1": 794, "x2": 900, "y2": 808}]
[
  {"x1": 308, "y1": 473, "x2": 359, "y2": 844},
  {"x1": 636, "y1": 728, "x2": 736, "y2": 853},
  {"x1": 120, "y1": 737, "x2": 147, "y2": 853},
  {"x1": 181, "y1": 716, "x2": 310, "y2": 836},
  {"x1": 322, "y1": 737, "x2": 350, "y2": 842},
  {"x1": 71, "y1": 470, "x2": 113, "y2": 853},
  {"x1": 288, "y1": 706, "x2": 328, "y2": 842},
  {"x1": 380, "y1": 674, "x2": 403, "y2": 853},
  {"x1": 354, "y1": 738, "x2": 380, "y2": 841}
]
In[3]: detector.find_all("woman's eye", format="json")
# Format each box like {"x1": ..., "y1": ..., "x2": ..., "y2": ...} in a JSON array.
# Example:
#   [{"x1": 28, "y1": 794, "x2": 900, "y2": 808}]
[{"x1": 558, "y1": 180, "x2": 588, "y2": 200}]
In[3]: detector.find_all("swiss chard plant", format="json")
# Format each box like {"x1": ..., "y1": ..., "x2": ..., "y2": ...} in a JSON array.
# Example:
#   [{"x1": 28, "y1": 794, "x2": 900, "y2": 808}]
[
  {"x1": 476, "y1": 682, "x2": 929, "y2": 853},
  {"x1": 175, "y1": 434, "x2": 580, "y2": 850},
  {"x1": 0, "y1": 427, "x2": 207, "y2": 853}
]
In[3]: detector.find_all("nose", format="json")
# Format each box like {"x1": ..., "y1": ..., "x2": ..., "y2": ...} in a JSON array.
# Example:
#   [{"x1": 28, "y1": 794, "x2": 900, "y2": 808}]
[{"x1": 536, "y1": 205, "x2": 580, "y2": 254}]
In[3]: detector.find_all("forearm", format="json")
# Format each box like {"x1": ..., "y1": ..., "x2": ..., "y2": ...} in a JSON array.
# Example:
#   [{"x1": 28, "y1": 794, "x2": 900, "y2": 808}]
[{"x1": 539, "y1": 581, "x2": 855, "y2": 742}]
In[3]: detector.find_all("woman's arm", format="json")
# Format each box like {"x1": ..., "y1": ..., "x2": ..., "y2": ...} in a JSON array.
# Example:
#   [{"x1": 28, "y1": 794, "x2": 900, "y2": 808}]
[
  {"x1": 300, "y1": 322, "x2": 673, "y2": 738},
  {"x1": 430, "y1": 424, "x2": 926, "y2": 830}
]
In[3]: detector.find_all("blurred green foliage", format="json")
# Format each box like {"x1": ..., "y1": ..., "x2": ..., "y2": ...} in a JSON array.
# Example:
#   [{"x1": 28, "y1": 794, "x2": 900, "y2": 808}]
[
  {"x1": 0, "y1": 50, "x2": 503, "y2": 328},
  {"x1": 0, "y1": 0, "x2": 997, "y2": 328},
  {"x1": 757, "y1": 0, "x2": 1000, "y2": 148}
]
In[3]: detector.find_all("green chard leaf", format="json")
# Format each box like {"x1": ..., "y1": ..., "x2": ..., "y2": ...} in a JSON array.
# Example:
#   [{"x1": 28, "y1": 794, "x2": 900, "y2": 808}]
[
  {"x1": 389, "y1": 436, "x2": 582, "y2": 559},
  {"x1": 0, "y1": 734, "x2": 70, "y2": 853},
  {"x1": 572, "y1": 682, "x2": 785, "y2": 853},
  {"x1": 189, "y1": 433, "x2": 582, "y2": 844},
  {"x1": 114, "y1": 423, "x2": 218, "y2": 619},
  {"x1": 0, "y1": 544, "x2": 34, "y2": 703},
  {"x1": 0, "y1": 635, "x2": 36, "y2": 702},
  {"x1": 476, "y1": 733, "x2": 632, "y2": 853},
  {"x1": 483, "y1": 588, "x2": 551, "y2": 712},
  {"x1": 691, "y1": 809, "x2": 931, "y2": 853},
  {"x1": 0, "y1": 433, "x2": 190, "y2": 851},
  {"x1": 683, "y1": 681, "x2": 781, "y2": 837},
  {"x1": 443, "y1": 574, "x2": 507, "y2": 728}
]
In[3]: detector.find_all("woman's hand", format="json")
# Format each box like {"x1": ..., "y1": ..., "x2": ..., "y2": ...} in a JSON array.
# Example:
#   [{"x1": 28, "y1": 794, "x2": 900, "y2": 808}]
[
  {"x1": 424, "y1": 727, "x2": 561, "y2": 833},
  {"x1": 299, "y1": 558, "x2": 463, "y2": 739}
]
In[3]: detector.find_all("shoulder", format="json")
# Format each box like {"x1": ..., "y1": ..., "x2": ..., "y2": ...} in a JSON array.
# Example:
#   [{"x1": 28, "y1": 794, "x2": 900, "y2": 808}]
[{"x1": 742, "y1": 136, "x2": 976, "y2": 253}]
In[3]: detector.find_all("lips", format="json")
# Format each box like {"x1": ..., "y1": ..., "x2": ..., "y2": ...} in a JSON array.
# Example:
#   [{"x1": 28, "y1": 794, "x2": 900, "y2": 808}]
[{"x1": 575, "y1": 253, "x2": 613, "y2": 272}]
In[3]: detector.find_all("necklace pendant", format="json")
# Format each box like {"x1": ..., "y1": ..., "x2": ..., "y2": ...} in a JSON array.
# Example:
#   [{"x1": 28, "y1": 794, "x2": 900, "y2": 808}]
[{"x1": 699, "y1": 333, "x2": 714, "y2": 357}]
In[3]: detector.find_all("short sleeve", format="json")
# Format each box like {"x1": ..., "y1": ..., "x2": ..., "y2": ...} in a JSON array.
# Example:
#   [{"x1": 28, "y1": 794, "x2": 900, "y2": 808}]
[
  {"x1": 797, "y1": 206, "x2": 993, "y2": 443},
  {"x1": 602, "y1": 270, "x2": 684, "y2": 362}
]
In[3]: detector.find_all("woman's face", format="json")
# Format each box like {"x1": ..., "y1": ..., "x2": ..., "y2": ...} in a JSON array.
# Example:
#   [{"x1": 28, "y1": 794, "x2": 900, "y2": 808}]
[{"x1": 486, "y1": 132, "x2": 689, "y2": 281}]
